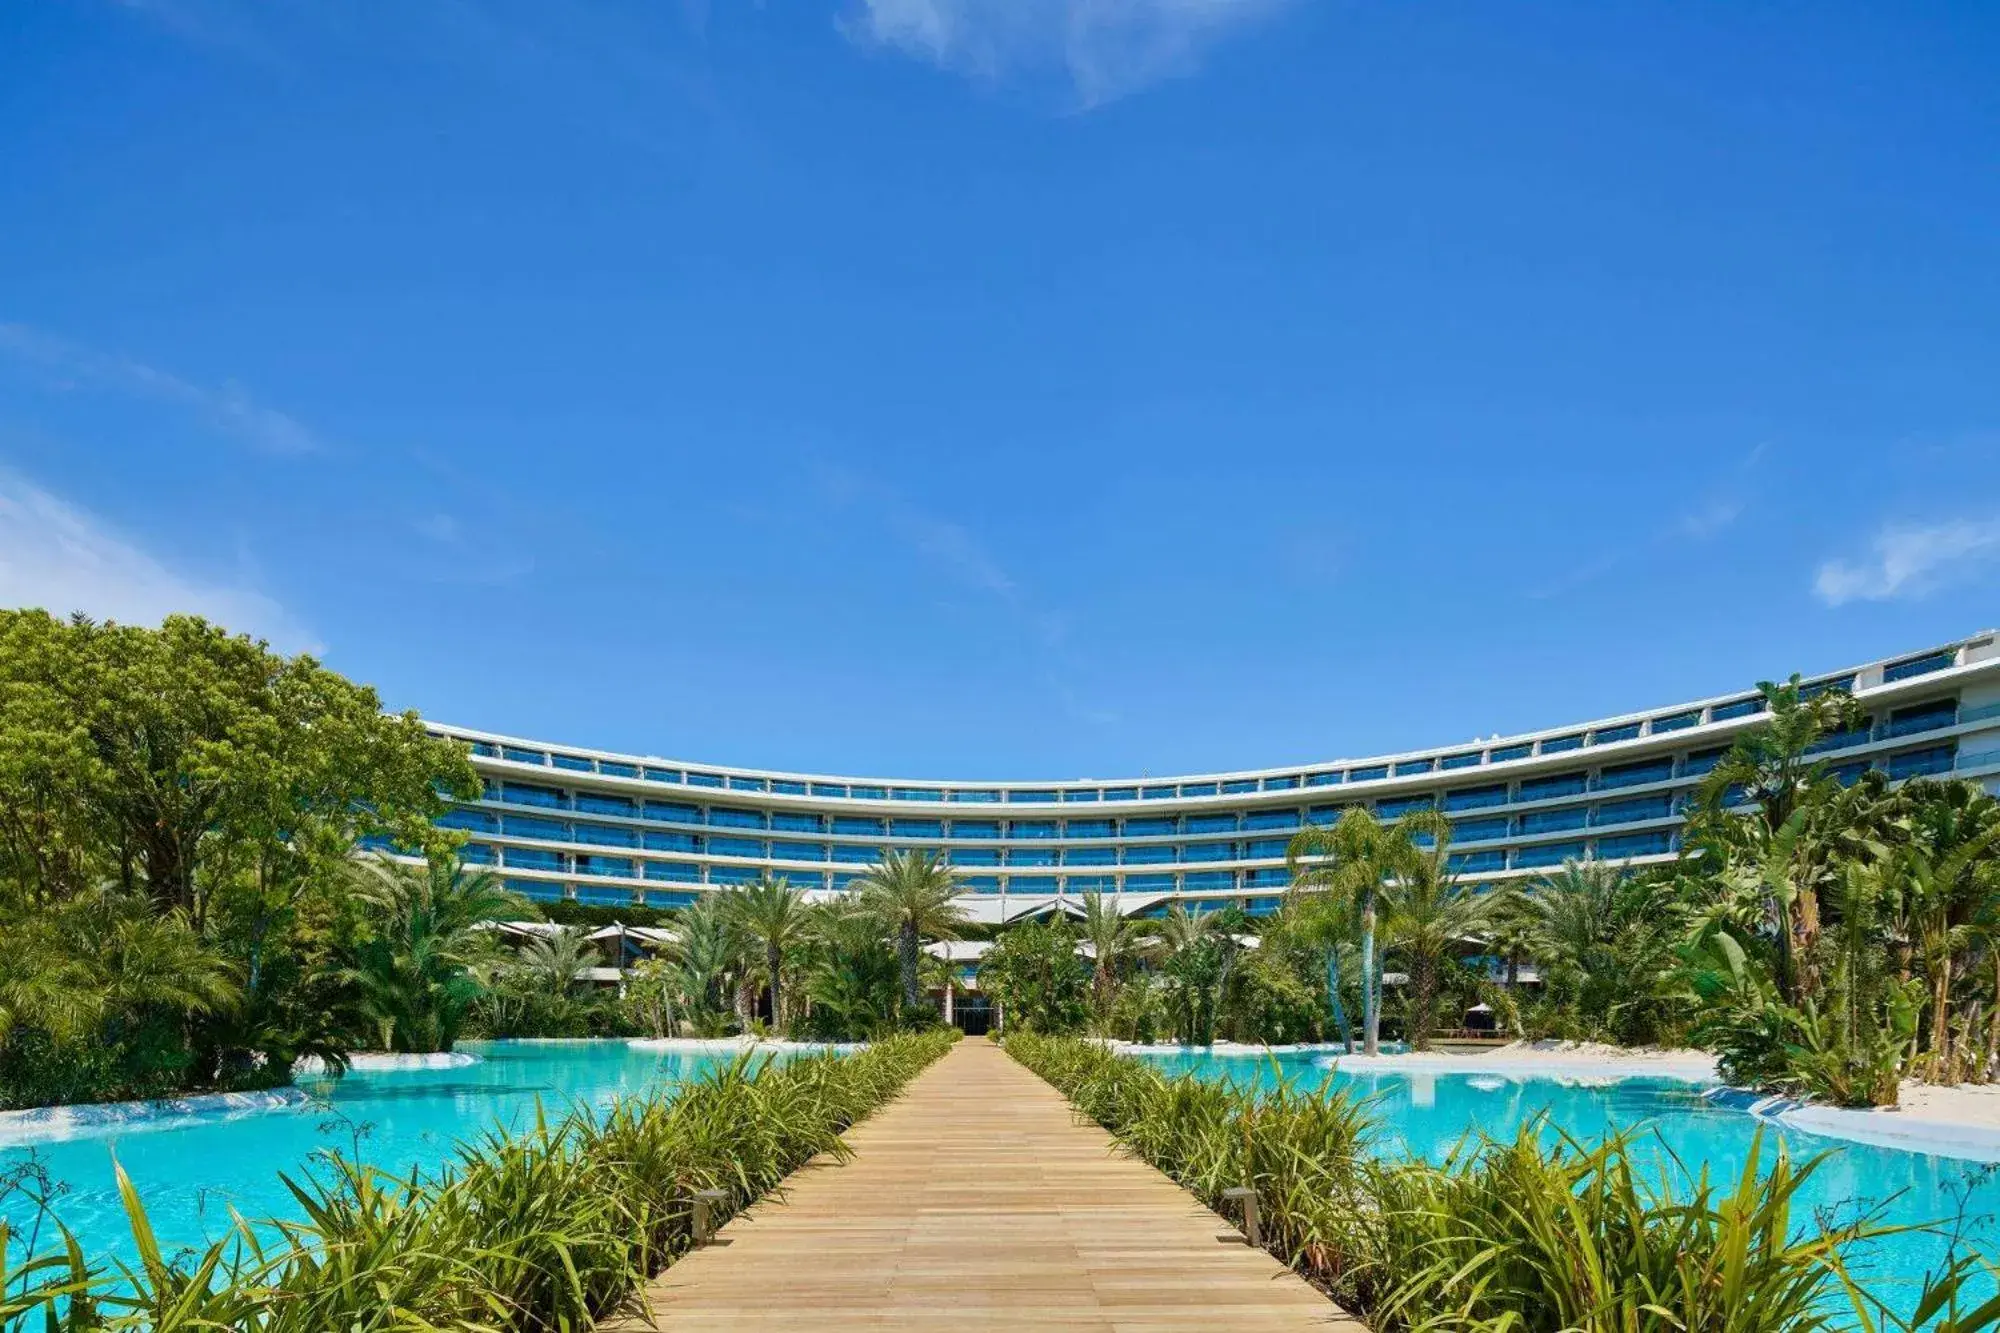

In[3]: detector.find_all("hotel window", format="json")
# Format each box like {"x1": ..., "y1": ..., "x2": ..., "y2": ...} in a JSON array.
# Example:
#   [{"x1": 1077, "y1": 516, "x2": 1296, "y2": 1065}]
[
  {"x1": 459, "y1": 842, "x2": 497, "y2": 865},
  {"x1": 1376, "y1": 795, "x2": 1435, "y2": 820},
  {"x1": 771, "y1": 841, "x2": 827, "y2": 862},
  {"x1": 893, "y1": 787, "x2": 943, "y2": 802},
  {"x1": 850, "y1": 785, "x2": 887, "y2": 800},
  {"x1": 1439, "y1": 752, "x2": 1481, "y2": 770},
  {"x1": 1519, "y1": 772, "x2": 1587, "y2": 802},
  {"x1": 574, "y1": 884, "x2": 634, "y2": 907},
  {"x1": 1450, "y1": 816, "x2": 1508, "y2": 842},
  {"x1": 552, "y1": 754, "x2": 592, "y2": 773},
  {"x1": 1448, "y1": 850, "x2": 1505, "y2": 873},
  {"x1": 1800, "y1": 675, "x2": 1856, "y2": 700},
  {"x1": 1306, "y1": 804, "x2": 1347, "y2": 823},
  {"x1": 503, "y1": 814, "x2": 570, "y2": 842},
  {"x1": 1518, "y1": 807, "x2": 1587, "y2": 835},
  {"x1": 1710, "y1": 698, "x2": 1762, "y2": 721},
  {"x1": 1540, "y1": 734, "x2": 1585, "y2": 755},
  {"x1": 1347, "y1": 765, "x2": 1388, "y2": 782},
  {"x1": 504, "y1": 846, "x2": 564, "y2": 871},
  {"x1": 725, "y1": 776, "x2": 765, "y2": 792},
  {"x1": 891, "y1": 819, "x2": 944, "y2": 838},
  {"x1": 1125, "y1": 816, "x2": 1178, "y2": 836},
  {"x1": 950, "y1": 820, "x2": 1000, "y2": 839},
  {"x1": 1593, "y1": 795, "x2": 1673, "y2": 826},
  {"x1": 1443, "y1": 784, "x2": 1507, "y2": 813},
  {"x1": 771, "y1": 811, "x2": 823, "y2": 833},
  {"x1": 1062, "y1": 847, "x2": 1117, "y2": 866},
  {"x1": 1065, "y1": 874, "x2": 1117, "y2": 892},
  {"x1": 1394, "y1": 758, "x2": 1435, "y2": 776},
  {"x1": 1010, "y1": 820, "x2": 1060, "y2": 839},
  {"x1": 1263, "y1": 775, "x2": 1300, "y2": 790},
  {"x1": 1884, "y1": 650, "x2": 1956, "y2": 683},
  {"x1": 1065, "y1": 819, "x2": 1115, "y2": 838},
  {"x1": 1885, "y1": 699, "x2": 1957, "y2": 738},
  {"x1": 502, "y1": 782, "x2": 566, "y2": 810},
  {"x1": 575, "y1": 855, "x2": 634, "y2": 878},
  {"x1": 832, "y1": 844, "x2": 883, "y2": 863},
  {"x1": 1102, "y1": 787, "x2": 1138, "y2": 801},
  {"x1": 1888, "y1": 744, "x2": 1956, "y2": 780},
  {"x1": 1183, "y1": 871, "x2": 1234, "y2": 891},
  {"x1": 644, "y1": 889, "x2": 700, "y2": 908},
  {"x1": 1009, "y1": 789, "x2": 1057, "y2": 803},
  {"x1": 574, "y1": 823, "x2": 637, "y2": 848},
  {"x1": 1512, "y1": 840, "x2": 1585, "y2": 869},
  {"x1": 709, "y1": 864, "x2": 759, "y2": 886},
  {"x1": 771, "y1": 780, "x2": 807, "y2": 795},
  {"x1": 1305, "y1": 771, "x2": 1343, "y2": 786},
  {"x1": 644, "y1": 767, "x2": 683, "y2": 784},
  {"x1": 469, "y1": 741, "x2": 498, "y2": 757},
  {"x1": 600, "y1": 761, "x2": 638, "y2": 778},
  {"x1": 1062, "y1": 789, "x2": 1103, "y2": 802},
  {"x1": 505, "y1": 877, "x2": 564, "y2": 901},
  {"x1": 1122, "y1": 845, "x2": 1175, "y2": 865},
  {"x1": 949, "y1": 848, "x2": 1000, "y2": 866},
  {"x1": 1124, "y1": 873, "x2": 1176, "y2": 892},
  {"x1": 830, "y1": 871, "x2": 866, "y2": 890},
  {"x1": 961, "y1": 875, "x2": 1002, "y2": 893},
  {"x1": 576, "y1": 792, "x2": 637, "y2": 818},
  {"x1": 1186, "y1": 813, "x2": 1239, "y2": 834},
  {"x1": 1182, "y1": 841, "x2": 1235, "y2": 862},
  {"x1": 1489, "y1": 743, "x2": 1533, "y2": 762},
  {"x1": 644, "y1": 801, "x2": 701, "y2": 824},
  {"x1": 781, "y1": 871, "x2": 826, "y2": 891},
  {"x1": 643, "y1": 831, "x2": 701, "y2": 853},
  {"x1": 1596, "y1": 831, "x2": 1674, "y2": 859},
  {"x1": 810, "y1": 782, "x2": 847, "y2": 797},
  {"x1": 502, "y1": 746, "x2": 547, "y2": 765},
  {"x1": 1142, "y1": 785, "x2": 1177, "y2": 799},
  {"x1": 1244, "y1": 809, "x2": 1300, "y2": 831},
  {"x1": 1596, "y1": 758, "x2": 1672, "y2": 790},
  {"x1": 1221, "y1": 779, "x2": 1258, "y2": 794},
  {"x1": 1650, "y1": 711, "x2": 1699, "y2": 734},
  {"x1": 1592, "y1": 723, "x2": 1641, "y2": 745},
  {"x1": 952, "y1": 789, "x2": 1001, "y2": 803},
  {"x1": 833, "y1": 816, "x2": 885, "y2": 836},
  {"x1": 441, "y1": 808, "x2": 500, "y2": 833},
  {"x1": 708, "y1": 836, "x2": 765, "y2": 858},
  {"x1": 1828, "y1": 760, "x2": 1872, "y2": 786},
  {"x1": 1181, "y1": 782, "x2": 1219, "y2": 797},
  {"x1": 1009, "y1": 875, "x2": 1059, "y2": 893},
  {"x1": 1681, "y1": 747, "x2": 1729, "y2": 777},
  {"x1": 1245, "y1": 868, "x2": 1288, "y2": 887},
  {"x1": 1244, "y1": 838, "x2": 1289, "y2": 859},
  {"x1": 709, "y1": 807, "x2": 767, "y2": 830},
  {"x1": 687, "y1": 772, "x2": 726, "y2": 788},
  {"x1": 1007, "y1": 847, "x2": 1057, "y2": 867},
  {"x1": 1807, "y1": 720, "x2": 1875, "y2": 755}
]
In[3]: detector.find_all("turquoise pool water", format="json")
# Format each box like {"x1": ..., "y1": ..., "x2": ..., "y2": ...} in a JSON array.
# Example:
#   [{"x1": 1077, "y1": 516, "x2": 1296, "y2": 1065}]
[
  {"x1": 1, "y1": 1041, "x2": 742, "y2": 1274},
  {"x1": 1136, "y1": 1049, "x2": 2000, "y2": 1321}
]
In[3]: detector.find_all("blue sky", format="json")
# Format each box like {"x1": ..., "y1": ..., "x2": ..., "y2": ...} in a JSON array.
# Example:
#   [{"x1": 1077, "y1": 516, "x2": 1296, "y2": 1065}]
[{"x1": 3, "y1": 1, "x2": 1997, "y2": 779}]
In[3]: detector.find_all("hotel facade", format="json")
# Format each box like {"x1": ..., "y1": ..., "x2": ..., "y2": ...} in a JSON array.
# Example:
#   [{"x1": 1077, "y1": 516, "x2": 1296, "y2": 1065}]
[{"x1": 420, "y1": 633, "x2": 2000, "y2": 923}]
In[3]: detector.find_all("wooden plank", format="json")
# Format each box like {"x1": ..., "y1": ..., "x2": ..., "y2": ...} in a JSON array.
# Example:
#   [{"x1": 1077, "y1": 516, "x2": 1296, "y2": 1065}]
[{"x1": 609, "y1": 1039, "x2": 1364, "y2": 1330}]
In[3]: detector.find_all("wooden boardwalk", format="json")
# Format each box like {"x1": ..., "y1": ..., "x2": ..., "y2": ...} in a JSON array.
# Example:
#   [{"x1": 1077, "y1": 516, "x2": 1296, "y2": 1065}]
[{"x1": 614, "y1": 1038, "x2": 1362, "y2": 1331}]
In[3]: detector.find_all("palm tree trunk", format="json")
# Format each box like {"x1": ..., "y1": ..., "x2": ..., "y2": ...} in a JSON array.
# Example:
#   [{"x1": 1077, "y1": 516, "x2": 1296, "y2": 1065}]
[
  {"x1": 1326, "y1": 951, "x2": 1354, "y2": 1053},
  {"x1": 1931, "y1": 953, "x2": 1953, "y2": 1078},
  {"x1": 768, "y1": 942, "x2": 784, "y2": 1030},
  {"x1": 1985, "y1": 953, "x2": 2000, "y2": 1083},
  {"x1": 899, "y1": 922, "x2": 920, "y2": 1012},
  {"x1": 1360, "y1": 888, "x2": 1380, "y2": 1057}
]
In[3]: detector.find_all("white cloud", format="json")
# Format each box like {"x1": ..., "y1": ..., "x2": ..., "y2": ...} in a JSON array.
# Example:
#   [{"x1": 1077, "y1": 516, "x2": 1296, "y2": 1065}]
[
  {"x1": 0, "y1": 322, "x2": 320, "y2": 457},
  {"x1": 1814, "y1": 515, "x2": 2000, "y2": 606},
  {"x1": 842, "y1": 0, "x2": 1290, "y2": 105},
  {"x1": 0, "y1": 471, "x2": 318, "y2": 652}
]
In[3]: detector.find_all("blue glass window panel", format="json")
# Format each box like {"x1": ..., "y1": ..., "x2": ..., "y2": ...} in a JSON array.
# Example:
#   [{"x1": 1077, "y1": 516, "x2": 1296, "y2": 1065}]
[
  {"x1": 505, "y1": 877, "x2": 564, "y2": 901},
  {"x1": 1597, "y1": 831, "x2": 1674, "y2": 858},
  {"x1": 503, "y1": 814, "x2": 570, "y2": 841},
  {"x1": 893, "y1": 787, "x2": 942, "y2": 802},
  {"x1": 1377, "y1": 795, "x2": 1435, "y2": 820},
  {"x1": 644, "y1": 767, "x2": 683, "y2": 784},
  {"x1": 1063, "y1": 847, "x2": 1117, "y2": 866},
  {"x1": 1597, "y1": 758, "x2": 1673, "y2": 790},
  {"x1": 1884, "y1": 650, "x2": 1956, "y2": 683},
  {"x1": 708, "y1": 836, "x2": 765, "y2": 858},
  {"x1": 686, "y1": 772, "x2": 726, "y2": 788},
  {"x1": 1180, "y1": 782, "x2": 1219, "y2": 797},
  {"x1": 1062, "y1": 789, "x2": 1103, "y2": 803},
  {"x1": 961, "y1": 875, "x2": 1002, "y2": 893},
  {"x1": 780, "y1": 871, "x2": 826, "y2": 891},
  {"x1": 1011, "y1": 820, "x2": 1060, "y2": 839},
  {"x1": 771, "y1": 841, "x2": 827, "y2": 861},
  {"x1": 1245, "y1": 809, "x2": 1300, "y2": 831},
  {"x1": 1519, "y1": 807, "x2": 1588, "y2": 834},
  {"x1": 644, "y1": 889, "x2": 700, "y2": 908},
  {"x1": 643, "y1": 831, "x2": 701, "y2": 853},
  {"x1": 1065, "y1": 819, "x2": 1115, "y2": 838},
  {"x1": 1305, "y1": 771, "x2": 1343, "y2": 787},
  {"x1": 459, "y1": 842, "x2": 497, "y2": 865},
  {"x1": 1651, "y1": 712, "x2": 1699, "y2": 734},
  {"x1": 1245, "y1": 895, "x2": 1283, "y2": 915},
  {"x1": 574, "y1": 884, "x2": 635, "y2": 909},
  {"x1": 1394, "y1": 759, "x2": 1434, "y2": 776},
  {"x1": 1244, "y1": 838, "x2": 1289, "y2": 858},
  {"x1": 727, "y1": 776, "x2": 767, "y2": 792},
  {"x1": 1451, "y1": 816, "x2": 1509, "y2": 842},
  {"x1": 1065, "y1": 874, "x2": 1117, "y2": 892},
  {"x1": 1183, "y1": 871, "x2": 1234, "y2": 890},
  {"x1": 1711, "y1": 699, "x2": 1762, "y2": 721},
  {"x1": 810, "y1": 782, "x2": 847, "y2": 797},
  {"x1": 1221, "y1": 780, "x2": 1258, "y2": 795},
  {"x1": 709, "y1": 807, "x2": 768, "y2": 830},
  {"x1": 503, "y1": 782, "x2": 566, "y2": 809},
  {"x1": 575, "y1": 855, "x2": 634, "y2": 878},
  {"x1": 1306, "y1": 804, "x2": 1347, "y2": 822},
  {"x1": 576, "y1": 793, "x2": 637, "y2": 818},
  {"x1": 1800, "y1": 675, "x2": 1856, "y2": 699},
  {"x1": 1512, "y1": 840, "x2": 1585, "y2": 869},
  {"x1": 1439, "y1": 752, "x2": 1481, "y2": 770},
  {"x1": 469, "y1": 741, "x2": 498, "y2": 757},
  {"x1": 1888, "y1": 744, "x2": 1956, "y2": 779},
  {"x1": 1245, "y1": 868, "x2": 1288, "y2": 887},
  {"x1": 1443, "y1": 785, "x2": 1507, "y2": 813},
  {"x1": 1183, "y1": 841, "x2": 1235, "y2": 862},
  {"x1": 1185, "y1": 814, "x2": 1239, "y2": 835},
  {"x1": 1681, "y1": 747, "x2": 1729, "y2": 777},
  {"x1": 950, "y1": 820, "x2": 1000, "y2": 839},
  {"x1": 1125, "y1": 816, "x2": 1178, "y2": 836},
  {"x1": 1263, "y1": 775, "x2": 1300, "y2": 790},
  {"x1": 771, "y1": 780, "x2": 807, "y2": 796},
  {"x1": 832, "y1": 844, "x2": 883, "y2": 863},
  {"x1": 1540, "y1": 734, "x2": 1585, "y2": 755},
  {"x1": 1593, "y1": 723, "x2": 1641, "y2": 745},
  {"x1": 1123, "y1": 845, "x2": 1175, "y2": 865},
  {"x1": 574, "y1": 822, "x2": 638, "y2": 848},
  {"x1": 949, "y1": 848, "x2": 1000, "y2": 866},
  {"x1": 708, "y1": 864, "x2": 759, "y2": 886},
  {"x1": 1594, "y1": 794, "x2": 1673, "y2": 826},
  {"x1": 502, "y1": 746, "x2": 547, "y2": 765},
  {"x1": 830, "y1": 871, "x2": 866, "y2": 891},
  {"x1": 1348, "y1": 766, "x2": 1388, "y2": 782},
  {"x1": 833, "y1": 816, "x2": 885, "y2": 836},
  {"x1": 1125, "y1": 873, "x2": 1175, "y2": 891},
  {"x1": 1102, "y1": 787, "x2": 1138, "y2": 801},
  {"x1": 599, "y1": 761, "x2": 638, "y2": 778},
  {"x1": 1010, "y1": 790, "x2": 1057, "y2": 803},
  {"x1": 1807, "y1": 724, "x2": 1874, "y2": 755},
  {"x1": 1828, "y1": 760, "x2": 1872, "y2": 786},
  {"x1": 770, "y1": 812, "x2": 823, "y2": 834},
  {"x1": 952, "y1": 789, "x2": 1001, "y2": 803},
  {"x1": 644, "y1": 801, "x2": 700, "y2": 823},
  {"x1": 1448, "y1": 850, "x2": 1506, "y2": 873},
  {"x1": 441, "y1": 808, "x2": 500, "y2": 833},
  {"x1": 504, "y1": 846, "x2": 564, "y2": 871},
  {"x1": 849, "y1": 785, "x2": 885, "y2": 800},
  {"x1": 1490, "y1": 743, "x2": 1533, "y2": 762},
  {"x1": 1007, "y1": 847, "x2": 1058, "y2": 867},
  {"x1": 1142, "y1": 785, "x2": 1177, "y2": 799},
  {"x1": 1886, "y1": 700, "x2": 1957, "y2": 737},
  {"x1": 1519, "y1": 772, "x2": 1587, "y2": 802},
  {"x1": 1009, "y1": 875, "x2": 1060, "y2": 893},
  {"x1": 891, "y1": 819, "x2": 945, "y2": 838}
]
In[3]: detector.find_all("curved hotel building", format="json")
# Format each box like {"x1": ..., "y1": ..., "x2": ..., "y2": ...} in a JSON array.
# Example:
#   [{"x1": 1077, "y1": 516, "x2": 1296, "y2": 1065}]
[{"x1": 425, "y1": 633, "x2": 2000, "y2": 923}]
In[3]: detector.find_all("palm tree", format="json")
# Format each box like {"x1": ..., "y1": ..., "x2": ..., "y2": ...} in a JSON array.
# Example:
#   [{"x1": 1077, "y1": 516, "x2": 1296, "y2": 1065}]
[
  {"x1": 1896, "y1": 779, "x2": 2000, "y2": 1080},
  {"x1": 729, "y1": 875, "x2": 814, "y2": 1030},
  {"x1": 1380, "y1": 812, "x2": 1494, "y2": 1050},
  {"x1": 1150, "y1": 903, "x2": 1226, "y2": 1044},
  {"x1": 515, "y1": 926, "x2": 597, "y2": 995},
  {"x1": 1077, "y1": 891, "x2": 1141, "y2": 1015},
  {"x1": 342, "y1": 853, "x2": 519, "y2": 1053},
  {"x1": 1287, "y1": 808, "x2": 1402, "y2": 1055},
  {"x1": 801, "y1": 900, "x2": 902, "y2": 1039},
  {"x1": 1278, "y1": 877, "x2": 1360, "y2": 1051},
  {"x1": 671, "y1": 893, "x2": 746, "y2": 1032},
  {"x1": 854, "y1": 850, "x2": 967, "y2": 1012}
]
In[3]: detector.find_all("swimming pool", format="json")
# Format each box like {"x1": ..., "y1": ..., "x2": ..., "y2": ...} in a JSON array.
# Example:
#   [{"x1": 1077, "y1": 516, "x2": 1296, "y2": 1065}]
[
  {"x1": 1133, "y1": 1048, "x2": 2000, "y2": 1322},
  {"x1": 0, "y1": 1040, "x2": 744, "y2": 1274}
]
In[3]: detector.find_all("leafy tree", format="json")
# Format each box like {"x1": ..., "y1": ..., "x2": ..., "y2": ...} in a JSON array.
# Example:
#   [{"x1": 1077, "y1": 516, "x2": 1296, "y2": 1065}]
[
  {"x1": 979, "y1": 918, "x2": 1089, "y2": 1034},
  {"x1": 1077, "y1": 890, "x2": 1142, "y2": 1017},
  {"x1": 1287, "y1": 809, "x2": 1405, "y2": 1055},
  {"x1": 854, "y1": 850, "x2": 967, "y2": 1013},
  {"x1": 728, "y1": 875, "x2": 814, "y2": 1029},
  {"x1": 342, "y1": 854, "x2": 519, "y2": 1053},
  {"x1": 1379, "y1": 812, "x2": 1494, "y2": 1049},
  {"x1": 796, "y1": 902, "x2": 902, "y2": 1041}
]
